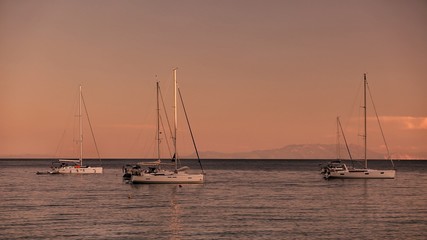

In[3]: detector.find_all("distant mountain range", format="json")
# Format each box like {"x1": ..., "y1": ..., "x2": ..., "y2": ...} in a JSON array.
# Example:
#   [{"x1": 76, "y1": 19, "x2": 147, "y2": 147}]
[
  {"x1": 1, "y1": 144, "x2": 424, "y2": 159},
  {"x1": 191, "y1": 144, "x2": 423, "y2": 160}
]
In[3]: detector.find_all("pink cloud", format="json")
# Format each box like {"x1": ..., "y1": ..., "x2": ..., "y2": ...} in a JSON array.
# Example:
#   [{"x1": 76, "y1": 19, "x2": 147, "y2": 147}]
[{"x1": 380, "y1": 116, "x2": 427, "y2": 130}]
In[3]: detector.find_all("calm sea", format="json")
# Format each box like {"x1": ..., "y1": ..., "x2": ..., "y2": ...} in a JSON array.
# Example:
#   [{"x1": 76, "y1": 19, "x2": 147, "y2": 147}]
[{"x1": 1, "y1": 159, "x2": 426, "y2": 239}]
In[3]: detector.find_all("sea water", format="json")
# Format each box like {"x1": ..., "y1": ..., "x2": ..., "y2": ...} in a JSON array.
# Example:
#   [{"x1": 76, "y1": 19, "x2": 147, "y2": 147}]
[{"x1": 0, "y1": 159, "x2": 426, "y2": 239}]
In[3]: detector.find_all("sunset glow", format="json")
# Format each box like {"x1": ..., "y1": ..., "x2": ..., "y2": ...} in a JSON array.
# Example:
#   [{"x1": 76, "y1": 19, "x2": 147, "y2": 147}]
[{"x1": 1, "y1": 1, "x2": 426, "y2": 158}]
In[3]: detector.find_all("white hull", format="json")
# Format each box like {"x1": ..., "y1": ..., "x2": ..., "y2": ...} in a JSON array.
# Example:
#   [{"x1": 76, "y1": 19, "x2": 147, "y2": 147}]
[
  {"x1": 131, "y1": 172, "x2": 204, "y2": 184},
  {"x1": 56, "y1": 166, "x2": 103, "y2": 174},
  {"x1": 326, "y1": 168, "x2": 395, "y2": 179}
]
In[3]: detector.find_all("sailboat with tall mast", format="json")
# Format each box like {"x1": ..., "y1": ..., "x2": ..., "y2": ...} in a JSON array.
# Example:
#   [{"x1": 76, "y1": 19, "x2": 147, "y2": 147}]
[
  {"x1": 37, "y1": 85, "x2": 103, "y2": 174},
  {"x1": 322, "y1": 74, "x2": 395, "y2": 179},
  {"x1": 130, "y1": 69, "x2": 205, "y2": 184}
]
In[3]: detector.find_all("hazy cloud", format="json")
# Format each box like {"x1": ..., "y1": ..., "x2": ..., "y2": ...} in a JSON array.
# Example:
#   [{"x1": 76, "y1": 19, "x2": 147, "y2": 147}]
[{"x1": 381, "y1": 116, "x2": 427, "y2": 130}]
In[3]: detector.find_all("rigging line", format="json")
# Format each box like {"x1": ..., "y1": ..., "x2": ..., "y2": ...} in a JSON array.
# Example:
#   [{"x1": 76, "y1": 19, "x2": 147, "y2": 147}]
[
  {"x1": 366, "y1": 82, "x2": 395, "y2": 168},
  {"x1": 128, "y1": 127, "x2": 143, "y2": 158},
  {"x1": 54, "y1": 130, "x2": 67, "y2": 157},
  {"x1": 55, "y1": 91, "x2": 78, "y2": 158},
  {"x1": 338, "y1": 117, "x2": 354, "y2": 162},
  {"x1": 81, "y1": 93, "x2": 102, "y2": 162},
  {"x1": 138, "y1": 109, "x2": 157, "y2": 158},
  {"x1": 341, "y1": 79, "x2": 364, "y2": 160},
  {"x1": 145, "y1": 129, "x2": 157, "y2": 159},
  {"x1": 158, "y1": 86, "x2": 174, "y2": 143},
  {"x1": 177, "y1": 87, "x2": 205, "y2": 174},
  {"x1": 159, "y1": 114, "x2": 173, "y2": 158}
]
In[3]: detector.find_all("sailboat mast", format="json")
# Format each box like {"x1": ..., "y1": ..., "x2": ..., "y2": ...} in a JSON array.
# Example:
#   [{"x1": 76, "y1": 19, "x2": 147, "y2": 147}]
[
  {"x1": 363, "y1": 73, "x2": 367, "y2": 168},
  {"x1": 173, "y1": 68, "x2": 178, "y2": 169},
  {"x1": 79, "y1": 84, "x2": 83, "y2": 166},
  {"x1": 156, "y1": 81, "x2": 161, "y2": 160}
]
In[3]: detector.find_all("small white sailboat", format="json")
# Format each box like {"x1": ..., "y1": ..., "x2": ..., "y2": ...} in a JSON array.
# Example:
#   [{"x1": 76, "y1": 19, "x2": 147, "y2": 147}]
[
  {"x1": 322, "y1": 74, "x2": 395, "y2": 179},
  {"x1": 130, "y1": 69, "x2": 204, "y2": 184},
  {"x1": 37, "y1": 85, "x2": 103, "y2": 174},
  {"x1": 320, "y1": 117, "x2": 352, "y2": 175}
]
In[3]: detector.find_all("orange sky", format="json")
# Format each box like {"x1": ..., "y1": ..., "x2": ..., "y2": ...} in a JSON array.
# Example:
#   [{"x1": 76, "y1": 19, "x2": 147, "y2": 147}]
[{"x1": 1, "y1": 0, "x2": 426, "y2": 158}]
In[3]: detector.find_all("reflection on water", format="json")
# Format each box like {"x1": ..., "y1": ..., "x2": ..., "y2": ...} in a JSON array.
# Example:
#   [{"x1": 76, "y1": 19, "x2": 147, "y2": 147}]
[
  {"x1": 129, "y1": 184, "x2": 185, "y2": 239},
  {"x1": 169, "y1": 186, "x2": 181, "y2": 240},
  {"x1": 0, "y1": 160, "x2": 426, "y2": 239}
]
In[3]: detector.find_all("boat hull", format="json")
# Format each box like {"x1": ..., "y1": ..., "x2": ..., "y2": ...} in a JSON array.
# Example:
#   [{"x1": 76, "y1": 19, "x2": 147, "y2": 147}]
[
  {"x1": 56, "y1": 166, "x2": 103, "y2": 174},
  {"x1": 326, "y1": 169, "x2": 395, "y2": 179},
  {"x1": 131, "y1": 173, "x2": 204, "y2": 184}
]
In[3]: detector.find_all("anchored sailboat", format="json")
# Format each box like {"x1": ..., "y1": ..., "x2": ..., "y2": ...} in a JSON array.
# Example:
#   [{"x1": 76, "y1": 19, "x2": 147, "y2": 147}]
[
  {"x1": 322, "y1": 74, "x2": 395, "y2": 179},
  {"x1": 130, "y1": 69, "x2": 205, "y2": 184},
  {"x1": 37, "y1": 85, "x2": 103, "y2": 174},
  {"x1": 320, "y1": 117, "x2": 353, "y2": 175}
]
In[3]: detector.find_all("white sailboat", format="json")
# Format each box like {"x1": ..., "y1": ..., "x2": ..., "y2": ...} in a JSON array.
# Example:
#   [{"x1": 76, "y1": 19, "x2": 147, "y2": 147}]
[
  {"x1": 38, "y1": 85, "x2": 103, "y2": 174},
  {"x1": 130, "y1": 69, "x2": 204, "y2": 184},
  {"x1": 322, "y1": 74, "x2": 395, "y2": 179},
  {"x1": 320, "y1": 117, "x2": 353, "y2": 175}
]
